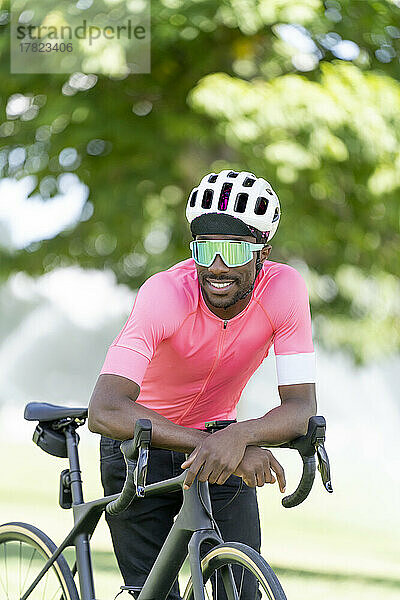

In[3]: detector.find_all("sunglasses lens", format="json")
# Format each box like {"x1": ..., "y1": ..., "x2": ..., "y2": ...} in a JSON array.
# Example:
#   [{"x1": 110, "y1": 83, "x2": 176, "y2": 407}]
[
  {"x1": 192, "y1": 241, "x2": 214, "y2": 265},
  {"x1": 191, "y1": 240, "x2": 252, "y2": 267}
]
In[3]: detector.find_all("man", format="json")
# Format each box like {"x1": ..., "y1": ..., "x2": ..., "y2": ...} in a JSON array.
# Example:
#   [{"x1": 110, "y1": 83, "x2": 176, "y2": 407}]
[{"x1": 88, "y1": 169, "x2": 316, "y2": 598}]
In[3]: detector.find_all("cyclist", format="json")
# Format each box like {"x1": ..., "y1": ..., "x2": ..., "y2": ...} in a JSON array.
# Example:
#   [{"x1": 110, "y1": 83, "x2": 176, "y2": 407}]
[{"x1": 88, "y1": 169, "x2": 316, "y2": 599}]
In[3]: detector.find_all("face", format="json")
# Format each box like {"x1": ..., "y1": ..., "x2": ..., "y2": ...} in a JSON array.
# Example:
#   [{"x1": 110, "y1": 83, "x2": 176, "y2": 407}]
[{"x1": 195, "y1": 234, "x2": 272, "y2": 318}]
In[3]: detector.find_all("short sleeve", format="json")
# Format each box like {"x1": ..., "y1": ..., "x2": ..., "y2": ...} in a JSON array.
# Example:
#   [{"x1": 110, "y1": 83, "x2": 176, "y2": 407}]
[
  {"x1": 272, "y1": 268, "x2": 314, "y2": 355},
  {"x1": 100, "y1": 273, "x2": 184, "y2": 386},
  {"x1": 267, "y1": 266, "x2": 315, "y2": 385}
]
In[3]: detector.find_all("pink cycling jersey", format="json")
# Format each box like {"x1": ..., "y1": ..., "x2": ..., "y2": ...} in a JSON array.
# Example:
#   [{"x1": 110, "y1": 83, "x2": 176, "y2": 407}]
[{"x1": 100, "y1": 259, "x2": 315, "y2": 429}]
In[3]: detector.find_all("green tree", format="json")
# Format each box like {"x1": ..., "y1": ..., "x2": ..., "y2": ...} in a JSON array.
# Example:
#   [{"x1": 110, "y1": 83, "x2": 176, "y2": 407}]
[{"x1": 0, "y1": 0, "x2": 399, "y2": 361}]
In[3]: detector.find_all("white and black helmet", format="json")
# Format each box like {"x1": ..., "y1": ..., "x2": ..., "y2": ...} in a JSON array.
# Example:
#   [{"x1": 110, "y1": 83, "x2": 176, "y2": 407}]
[{"x1": 186, "y1": 170, "x2": 280, "y2": 241}]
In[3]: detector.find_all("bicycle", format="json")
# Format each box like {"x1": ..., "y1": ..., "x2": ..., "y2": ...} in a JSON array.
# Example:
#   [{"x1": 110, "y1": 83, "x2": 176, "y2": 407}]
[{"x1": 0, "y1": 402, "x2": 332, "y2": 599}]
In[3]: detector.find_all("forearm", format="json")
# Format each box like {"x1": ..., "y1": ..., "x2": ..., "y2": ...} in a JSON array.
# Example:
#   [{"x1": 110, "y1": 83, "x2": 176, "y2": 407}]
[
  {"x1": 128, "y1": 400, "x2": 210, "y2": 452},
  {"x1": 233, "y1": 397, "x2": 316, "y2": 447},
  {"x1": 89, "y1": 394, "x2": 209, "y2": 452}
]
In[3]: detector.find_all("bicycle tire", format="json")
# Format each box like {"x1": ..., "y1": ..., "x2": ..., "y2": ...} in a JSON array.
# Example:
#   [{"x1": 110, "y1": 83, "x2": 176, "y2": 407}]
[
  {"x1": 0, "y1": 521, "x2": 79, "y2": 600},
  {"x1": 183, "y1": 542, "x2": 286, "y2": 600}
]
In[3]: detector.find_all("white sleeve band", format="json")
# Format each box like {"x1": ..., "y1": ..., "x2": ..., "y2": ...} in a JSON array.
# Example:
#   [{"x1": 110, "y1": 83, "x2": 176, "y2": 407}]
[{"x1": 275, "y1": 352, "x2": 316, "y2": 385}]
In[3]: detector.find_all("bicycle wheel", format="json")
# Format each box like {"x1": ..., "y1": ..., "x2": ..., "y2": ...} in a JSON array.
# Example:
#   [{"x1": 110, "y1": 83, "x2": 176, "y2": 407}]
[
  {"x1": 0, "y1": 522, "x2": 79, "y2": 600},
  {"x1": 183, "y1": 542, "x2": 286, "y2": 600}
]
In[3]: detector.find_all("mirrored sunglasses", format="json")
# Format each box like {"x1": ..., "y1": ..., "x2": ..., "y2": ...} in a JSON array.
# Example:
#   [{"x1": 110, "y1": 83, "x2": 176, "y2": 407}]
[{"x1": 190, "y1": 239, "x2": 264, "y2": 268}]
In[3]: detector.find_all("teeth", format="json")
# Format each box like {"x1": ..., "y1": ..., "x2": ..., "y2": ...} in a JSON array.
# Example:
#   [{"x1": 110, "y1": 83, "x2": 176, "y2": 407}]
[{"x1": 209, "y1": 281, "x2": 232, "y2": 288}]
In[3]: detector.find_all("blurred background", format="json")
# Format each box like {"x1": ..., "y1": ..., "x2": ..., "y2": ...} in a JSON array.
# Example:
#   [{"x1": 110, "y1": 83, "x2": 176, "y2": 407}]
[{"x1": 0, "y1": 0, "x2": 400, "y2": 598}]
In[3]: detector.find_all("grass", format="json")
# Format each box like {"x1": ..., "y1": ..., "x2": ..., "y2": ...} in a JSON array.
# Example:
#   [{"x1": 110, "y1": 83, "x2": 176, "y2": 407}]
[{"x1": 1, "y1": 429, "x2": 399, "y2": 599}]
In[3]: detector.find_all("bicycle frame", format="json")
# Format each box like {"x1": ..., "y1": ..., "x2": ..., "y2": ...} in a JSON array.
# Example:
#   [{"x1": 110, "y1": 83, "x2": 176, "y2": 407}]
[
  {"x1": 134, "y1": 474, "x2": 223, "y2": 600},
  {"x1": 21, "y1": 427, "x2": 224, "y2": 600}
]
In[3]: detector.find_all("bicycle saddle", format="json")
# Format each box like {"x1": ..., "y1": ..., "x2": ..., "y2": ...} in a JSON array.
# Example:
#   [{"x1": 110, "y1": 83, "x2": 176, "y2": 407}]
[{"x1": 24, "y1": 402, "x2": 88, "y2": 422}]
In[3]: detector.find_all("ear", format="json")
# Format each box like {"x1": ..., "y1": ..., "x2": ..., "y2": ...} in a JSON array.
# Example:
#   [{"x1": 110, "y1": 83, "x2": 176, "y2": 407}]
[{"x1": 260, "y1": 244, "x2": 272, "y2": 264}]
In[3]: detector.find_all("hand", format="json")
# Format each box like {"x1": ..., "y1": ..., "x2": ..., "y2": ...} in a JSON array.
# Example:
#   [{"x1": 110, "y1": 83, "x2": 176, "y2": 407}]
[
  {"x1": 234, "y1": 447, "x2": 286, "y2": 492},
  {"x1": 181, "y1": 426, "x2": 247, "y2": 489}
]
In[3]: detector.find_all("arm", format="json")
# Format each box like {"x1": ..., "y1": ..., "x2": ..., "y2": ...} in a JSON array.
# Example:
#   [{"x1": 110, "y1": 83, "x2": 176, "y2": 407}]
[
  {"x1": 88, "y1": 374, "x2": 209, "y2": 453},
  {"x1": 233, "y1": 383, "x2": 317, "y2": 446},
  {"x1": 232, "y1": 265, "x2": 316, "y2": 445},
  {"x1": 182, "y1": 384, "x2": 315, "y2": 490}
]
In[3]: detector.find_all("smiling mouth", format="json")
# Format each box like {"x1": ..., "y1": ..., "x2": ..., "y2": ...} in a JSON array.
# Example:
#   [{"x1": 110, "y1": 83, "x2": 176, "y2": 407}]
[{"x1": 205, "y1": 279, "x2": 235, "y2": 291}]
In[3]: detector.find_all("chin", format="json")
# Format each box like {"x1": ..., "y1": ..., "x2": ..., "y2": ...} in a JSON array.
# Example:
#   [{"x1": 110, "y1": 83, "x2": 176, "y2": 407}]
[
  {"x1": 202, "y1": 288, "x2": 250, "y2": 310},
  {"x1": 207, "y1": 295, "x2": 237, "y2": 309}
]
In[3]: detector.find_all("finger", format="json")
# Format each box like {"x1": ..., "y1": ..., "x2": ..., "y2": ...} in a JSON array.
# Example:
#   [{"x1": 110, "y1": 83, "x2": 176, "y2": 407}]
[
  {"x1": 181, "y1": 449, "x2": 198, "y2": 470},
  {"x1": 262, "y1": 465, "x2": 276, "y2": 485},
  {"x1": 269, "y1": 457, "x2": 286, "y2": 493},
  {"x1": 208, "y1": 466, "x2": 225, "y2": 485},
  {"x1": 243, "y1": 474, "x2": 256, "y2": 488},
  {"x1": 183, "y1": 458, "x2": 205, "y2": 489},
  {"x1": 181, "y1": 456, "x2": 195, "y2": 469},
  {"x1": 255, "y1": 470, "x2": 266, "y2": 487},
  {"x1": 215, "y1": 469, "x2": 234, "y2": 486},
  {"x1": 197, "y1": 461, "x2": 216, "y2": 482}
]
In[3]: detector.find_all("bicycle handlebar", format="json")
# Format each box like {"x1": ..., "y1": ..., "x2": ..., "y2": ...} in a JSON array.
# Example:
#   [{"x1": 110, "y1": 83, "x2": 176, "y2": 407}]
[
  {"x1": 105, "y1": 419, "x2": 152, "y2": 516},
  {"x1": 282, "y1": 455, "x2": 316, "y2": 508},
  {"x1": 277, "y1": 416, "x2": 333, "y2": 508},
  {"x1": 105, "y1": 415, "x2": 332, "y2": 515}
]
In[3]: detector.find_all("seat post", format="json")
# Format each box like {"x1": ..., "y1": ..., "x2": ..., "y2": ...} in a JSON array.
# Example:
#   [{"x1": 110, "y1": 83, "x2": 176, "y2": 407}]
[
  {"x1": 65, "y1": 427, "x2": 84, "y2": 505},
  {"x1": 65, "y1": 427, "x2": 97, "y2": 600}
]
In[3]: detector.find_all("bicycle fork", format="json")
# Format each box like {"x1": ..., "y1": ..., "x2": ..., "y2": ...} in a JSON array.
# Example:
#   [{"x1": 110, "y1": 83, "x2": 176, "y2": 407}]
[{"x1": 188, "y1": 531, "x2": 238, "y2": 600}]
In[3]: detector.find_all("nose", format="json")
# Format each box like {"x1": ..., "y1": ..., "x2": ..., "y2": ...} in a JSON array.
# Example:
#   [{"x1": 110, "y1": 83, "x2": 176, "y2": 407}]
[{"x1": 208, "y1": 253, "x2": 230, "y2": 275}]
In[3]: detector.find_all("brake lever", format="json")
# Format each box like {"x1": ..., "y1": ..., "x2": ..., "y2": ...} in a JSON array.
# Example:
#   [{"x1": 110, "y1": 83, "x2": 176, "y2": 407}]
[
  {"x1": 316, "y1": 442, "x2": 333, "y2": 493},
  {"x1": 135, "y1": 446, "x2": 149, "y2": 497},
  {"x1": 278, "y1": 416, "x2": 333, "y2": 506}
]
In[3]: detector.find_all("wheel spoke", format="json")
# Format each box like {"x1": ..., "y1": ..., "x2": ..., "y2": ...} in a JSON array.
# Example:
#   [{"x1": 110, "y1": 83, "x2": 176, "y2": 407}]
[
  {"x1": 48, "y1": 583, "x2": 64, "y2": 600},
  {"x1": 19, "y1": 541, "x2": 22, "y2": 597},
  {"x1": 0, "y1": 527, "x2": 76, "y2": 600},
  {"x1": 184, "y1": 544, "x2": 286, "y2": 600},
  {"x1": 42, "y1": 568, "x2": 49, "y2": 600},
  {"x1": 4, "y1": 541, "x2": 8, "y2": 597},
  {"x1": 21, "y1": 547, "x2": 38, "y2": 592},
  {"x1": 220, "y1": 565, "x2": 239, "y2": 600},
  {"x1": 205, "y1": 580, "x2": 212, "y2": 600},
  {"x1": 0, "y1": 543, "x2": 10, "y2": 600},
  {"x1": 238, "y1": 566, "x2": 244, "y2": 597},
  {"x1": 0, "y1": 569, "x2": 9, "y2": 600}
]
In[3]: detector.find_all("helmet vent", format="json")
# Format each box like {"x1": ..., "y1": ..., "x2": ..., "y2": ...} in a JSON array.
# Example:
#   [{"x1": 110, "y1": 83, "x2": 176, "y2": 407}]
[
  {"x1": 254, "y1": 197, "x2": 268, "y2": 215},
  {"x1": 227, "y1": 171, "x2": 238, "y2": 178},
  {"x1": 218, "y1": 183, "x2": 232, "y2": 210},
  {"x1": 189, "y1": 190, "x2": 198, "y2": 207},
  {"x1": 243, "y1": 178, "x2": 255, "y2": 187},
  {"x1": 272, "y1": 207, "x2": 280, "y2": 222},
  {"x1": 202, "y1": 189, "x2": 213, "y2": 209},
  {"x1": 234, "y1": 193, "x2": 248, "y2": 213},
  {"x1": 266, "y1": 188, "x2": 274, "y2": 195},
  {"x1": 208, "y1": 174, "x2": 218, "y2": 183}
]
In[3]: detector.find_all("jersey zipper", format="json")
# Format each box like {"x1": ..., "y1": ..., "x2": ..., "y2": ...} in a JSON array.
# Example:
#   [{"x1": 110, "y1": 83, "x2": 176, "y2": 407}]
[
  {"x1": 203, "y1": 319, "x2": 228, "y2": 382},
  {"x1": 175, "y1": 319, "x2": 228, "y2": 424}
]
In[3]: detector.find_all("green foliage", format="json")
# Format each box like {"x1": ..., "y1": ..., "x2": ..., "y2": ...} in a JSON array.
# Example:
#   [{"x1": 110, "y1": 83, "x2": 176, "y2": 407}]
[{"x1": 0, "y1": 0, "x2": 399, "y2": 361}]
